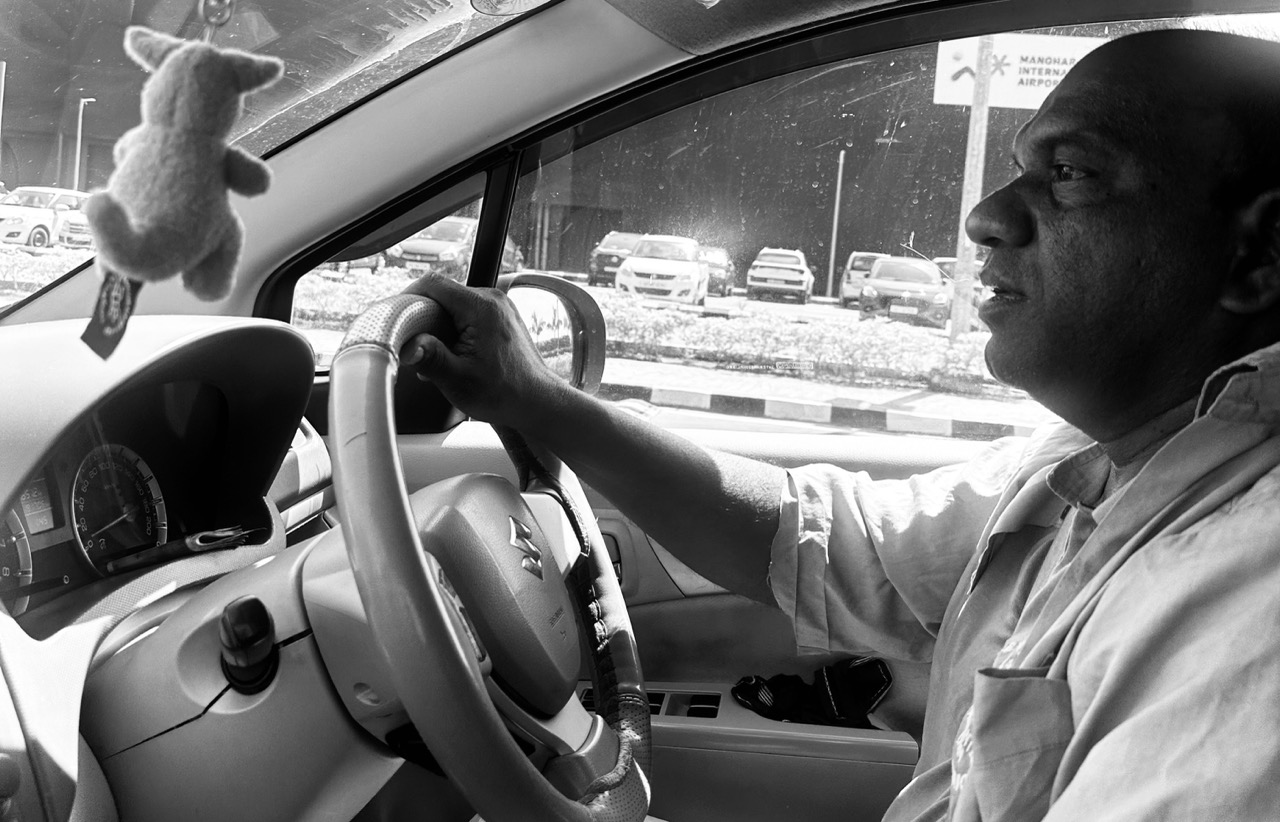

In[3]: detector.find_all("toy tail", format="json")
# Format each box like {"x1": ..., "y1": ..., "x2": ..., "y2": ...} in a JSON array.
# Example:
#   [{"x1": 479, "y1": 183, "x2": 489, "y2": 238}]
[{"x1": 84, "y1": 193, "x2": 192, "y2": 283}]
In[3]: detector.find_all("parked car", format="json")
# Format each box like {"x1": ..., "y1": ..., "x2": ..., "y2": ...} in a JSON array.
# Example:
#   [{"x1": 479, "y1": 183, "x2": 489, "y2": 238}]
[
  {"x1": 839, "y1": 251, "x2": 889, "y2": 308},
  {"x1": 587, "y1": 231, "x2": 643, "y2": 287},
  {"x1": 746, "y1": 247, "x2": 814, "y2": 303},
  {"x1": 399, "y1": 215, "x2": 522, "y2": 281},
  {"x1": 700, "y1": 246, "x2": 736, "y2": 296},
  {"x1": 615, "y1": 234, "x2": 710, "y2": 305},
  {"x1": 859, "y1": 255, "x2": 957, "y2": 327},
  {"x1": 55, "y1": 209, "x2": 95, "y2": 250},
  {"x1": 0, "y1": 186, "x2": 87, "y2": 248}
]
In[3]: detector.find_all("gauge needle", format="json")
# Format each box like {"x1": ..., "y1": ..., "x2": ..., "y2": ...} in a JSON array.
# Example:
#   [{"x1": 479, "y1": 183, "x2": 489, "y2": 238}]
[{"x1": 89, "y1": 503, "x2": 139, "y2": 538}]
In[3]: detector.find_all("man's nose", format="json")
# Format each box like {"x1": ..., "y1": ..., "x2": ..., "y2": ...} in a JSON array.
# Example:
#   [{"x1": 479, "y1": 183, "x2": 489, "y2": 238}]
[{"x1": 965, "y1": 181, "x2": 1033, "y2": 248}]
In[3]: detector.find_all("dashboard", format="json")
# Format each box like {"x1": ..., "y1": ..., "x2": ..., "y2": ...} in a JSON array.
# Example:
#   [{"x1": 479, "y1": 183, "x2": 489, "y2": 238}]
[{"x1": 0, "y1": 316, "x2": 318, "y2": 637}]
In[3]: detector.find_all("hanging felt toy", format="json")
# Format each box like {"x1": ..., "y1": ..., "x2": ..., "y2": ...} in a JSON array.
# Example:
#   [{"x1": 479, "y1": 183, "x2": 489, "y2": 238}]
[{"x1": 81, "y1": 23, "x2": 282, "y2": 357}]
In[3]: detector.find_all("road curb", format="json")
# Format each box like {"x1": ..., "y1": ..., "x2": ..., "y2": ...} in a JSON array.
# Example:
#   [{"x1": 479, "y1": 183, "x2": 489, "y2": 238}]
[{"x1": 599, "y1": 382, "x2": 1040, "y2": 440}]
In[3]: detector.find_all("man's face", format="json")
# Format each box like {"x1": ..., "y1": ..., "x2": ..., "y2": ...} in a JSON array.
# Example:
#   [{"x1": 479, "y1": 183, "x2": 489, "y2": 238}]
[{"x1": 968, "y1": 43, "x2": 1239, "y2": 437}]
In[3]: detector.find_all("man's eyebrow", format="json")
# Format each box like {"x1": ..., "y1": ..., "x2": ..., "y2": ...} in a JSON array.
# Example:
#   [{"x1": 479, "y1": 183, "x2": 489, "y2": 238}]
[{"x1": 1011, "y1": 122, "x2": 1120, "y2": 168}]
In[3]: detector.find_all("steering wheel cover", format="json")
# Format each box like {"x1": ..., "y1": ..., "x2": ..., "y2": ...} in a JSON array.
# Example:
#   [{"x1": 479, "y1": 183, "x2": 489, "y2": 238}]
[{"x1": 330, "y1": 294, "x2": 650, "y2": 822}]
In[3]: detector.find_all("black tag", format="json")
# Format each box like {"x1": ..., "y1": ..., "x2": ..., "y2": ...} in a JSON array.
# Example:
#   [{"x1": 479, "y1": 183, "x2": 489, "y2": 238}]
[{"x1": 81, "y1": 266, "x2": 143, "y2": 359}]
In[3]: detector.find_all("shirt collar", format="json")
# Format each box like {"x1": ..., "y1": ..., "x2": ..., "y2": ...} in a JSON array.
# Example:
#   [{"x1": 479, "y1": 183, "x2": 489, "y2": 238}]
[{"x1": 1197, "y1": 339, "x2": 1280, "y2": 425}]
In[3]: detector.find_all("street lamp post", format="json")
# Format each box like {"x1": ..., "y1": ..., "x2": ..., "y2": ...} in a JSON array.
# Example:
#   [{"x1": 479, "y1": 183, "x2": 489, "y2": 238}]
[
  {"x1": 73, "y1": 96, "x2": 96, "y2": 191},
  {"x1": 826, "y1": 148, "x2": 846, "y2": 298}
]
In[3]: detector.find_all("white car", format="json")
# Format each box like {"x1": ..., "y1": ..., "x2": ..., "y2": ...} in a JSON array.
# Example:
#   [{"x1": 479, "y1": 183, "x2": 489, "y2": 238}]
[
  {"x1": 614, "y1": 234, "x2": 710, "y2": 305},
  {"x1": 0, "y1": 186, "x2": 88, "y2": 248},
  {"x1": 746, "y1": 247, "x2": 815, "y2": 303}
]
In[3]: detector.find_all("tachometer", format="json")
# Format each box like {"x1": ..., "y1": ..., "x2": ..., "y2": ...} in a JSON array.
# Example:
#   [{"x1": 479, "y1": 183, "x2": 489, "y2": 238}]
[
  {"x1": 0, "y1": 510, "x2": 33, "y2": 615},
  {"x1": 71, "y1": 445, "x2": 167, "y2": 575}
]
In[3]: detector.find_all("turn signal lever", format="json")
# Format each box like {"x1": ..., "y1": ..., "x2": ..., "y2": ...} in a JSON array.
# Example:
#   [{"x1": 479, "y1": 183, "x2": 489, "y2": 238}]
[{"x1": 219, "y1": 596, "x2": 279, "y2": 694}]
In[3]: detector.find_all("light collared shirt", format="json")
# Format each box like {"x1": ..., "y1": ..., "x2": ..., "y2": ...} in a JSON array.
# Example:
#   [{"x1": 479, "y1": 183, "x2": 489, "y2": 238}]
[{"x1": 768, "y1": 343, "x2": 1280, "y2": 821}]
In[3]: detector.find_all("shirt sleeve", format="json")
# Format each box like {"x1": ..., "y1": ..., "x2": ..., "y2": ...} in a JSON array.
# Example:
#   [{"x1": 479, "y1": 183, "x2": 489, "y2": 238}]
[{"x1": 767, "y1": 436, "x2": 1029, "y2": 661}]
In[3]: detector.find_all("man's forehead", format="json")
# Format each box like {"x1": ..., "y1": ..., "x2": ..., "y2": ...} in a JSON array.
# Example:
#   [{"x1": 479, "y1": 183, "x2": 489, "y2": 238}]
[{"x1": 1012, "y1": 77, "x2": 1149, "y2": 158}]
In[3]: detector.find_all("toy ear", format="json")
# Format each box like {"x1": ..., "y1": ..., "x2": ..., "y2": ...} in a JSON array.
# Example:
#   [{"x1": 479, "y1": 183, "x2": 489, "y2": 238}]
[
  {"x1": 123, "y1": 26, "x2": 186, "y2": 72},
  {"x1": 227, "y1": 52, "x2": 284, "y2": 93}
]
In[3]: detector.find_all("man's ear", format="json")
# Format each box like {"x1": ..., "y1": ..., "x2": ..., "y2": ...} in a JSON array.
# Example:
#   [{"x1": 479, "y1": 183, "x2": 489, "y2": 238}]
[{"x1": 1222, "y1": 188, "x2": 1280, "y2": 315}]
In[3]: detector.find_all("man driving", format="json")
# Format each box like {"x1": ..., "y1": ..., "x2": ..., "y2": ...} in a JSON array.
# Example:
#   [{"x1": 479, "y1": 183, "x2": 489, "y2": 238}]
[{"x1": 402, "y1": 28, "x2": 1280, "y2": 820}]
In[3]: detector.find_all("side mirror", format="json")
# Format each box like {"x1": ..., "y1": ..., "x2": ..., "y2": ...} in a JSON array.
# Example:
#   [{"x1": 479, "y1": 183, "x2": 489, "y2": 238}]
[{"x1": 500, "y1": 272, "x2": 605, "y2": 395}]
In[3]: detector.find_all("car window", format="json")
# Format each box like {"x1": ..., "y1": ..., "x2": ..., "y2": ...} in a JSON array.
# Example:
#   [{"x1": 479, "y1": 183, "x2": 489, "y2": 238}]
[
  {"x1": 632, "y1": 239, "x2": 698, "y2": 261},
  {"x1": 506, "y1": 20, "x2": 1245, "y2": 441},
  {"x1": 754, "y1": 252, "x2": 803, "y2": 267},
  {"x1": 290, "y1": 190, "x2": 484, "y2": 368},
  {"x1": 872, "y1": 260, "x2": 942, "y2": 284}
]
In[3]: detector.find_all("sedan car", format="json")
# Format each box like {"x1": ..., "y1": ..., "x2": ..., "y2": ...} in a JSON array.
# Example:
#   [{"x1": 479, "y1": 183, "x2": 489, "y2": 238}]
[
  {"x1": 0, "y1": 186, "x2": 88, "y2": 248},
  {"x1": 614, "y1": 234, "x2": 710, "y2": 305},
  {"x1": 588, "y1": 231, "x2": 644, "y2": 287},
  {"x1": 745, "y1": 247, "x2": 814, "y2": 303},
  {"x1": 0, "y1": 2, "x2": 1260, "y2": 822}
]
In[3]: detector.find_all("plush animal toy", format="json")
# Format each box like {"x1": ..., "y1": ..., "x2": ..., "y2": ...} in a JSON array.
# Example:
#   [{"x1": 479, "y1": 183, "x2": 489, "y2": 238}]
[{"x1": 84, "y1": 26, "x2": 283, "y2": 301}]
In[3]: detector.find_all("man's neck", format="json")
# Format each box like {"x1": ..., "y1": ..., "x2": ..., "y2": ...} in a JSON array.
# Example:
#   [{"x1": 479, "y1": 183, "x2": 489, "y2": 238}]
[{"x1": 1098, "y1": 397, "x2": 1198, "y2": 498}]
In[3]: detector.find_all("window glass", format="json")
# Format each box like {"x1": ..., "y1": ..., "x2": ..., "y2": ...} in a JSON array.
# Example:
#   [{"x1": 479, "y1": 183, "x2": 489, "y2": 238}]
[
  {"x1": 291, "y1": 198, "x2": 484, "y2": 368},
  {"x1": 508, "y1": 16, "x2": 1270, "y2": 440}
]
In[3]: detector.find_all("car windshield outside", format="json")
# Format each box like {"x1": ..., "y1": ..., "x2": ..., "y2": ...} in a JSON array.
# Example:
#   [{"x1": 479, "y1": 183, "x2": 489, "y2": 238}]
[
  {"x1": 872, "y1": 259, "x2": 943, "y2": 285},
  {"x1": 754, "y1": 252, "x2": 803, "y2": 267},
  {"x1": 599, "y1": 232, "x2": 644, "y2": 252},
  {"x1": 2, "y1": 190, "x2": 57, "y2": 208},
  {"x1": 632, "y1": 239, "x2": 698, "y2": 262},
  {"x1": 415, "y1": 218, "x2": 475, "y2": 242}
]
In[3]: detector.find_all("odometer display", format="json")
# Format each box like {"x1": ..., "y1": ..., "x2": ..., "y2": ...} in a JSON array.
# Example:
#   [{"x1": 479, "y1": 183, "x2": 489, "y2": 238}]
[{"x1": 71, "y1": 445, "x2": 167, "y2": 574}]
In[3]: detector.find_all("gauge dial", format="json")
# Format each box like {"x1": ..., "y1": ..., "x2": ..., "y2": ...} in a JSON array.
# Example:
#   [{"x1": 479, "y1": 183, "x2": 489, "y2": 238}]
[
  {"x1": 71, "y1": 445, "x2": 167, "y2": 575},
  {"x1": 0, "y1": 509, "x2": 32, "y2": 615}
]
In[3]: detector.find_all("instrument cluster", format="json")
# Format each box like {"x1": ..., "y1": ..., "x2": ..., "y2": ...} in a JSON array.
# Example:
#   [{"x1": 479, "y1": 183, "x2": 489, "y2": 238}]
[{"x1": 0, "y1": 380, "x2": 229, "y2": 616}]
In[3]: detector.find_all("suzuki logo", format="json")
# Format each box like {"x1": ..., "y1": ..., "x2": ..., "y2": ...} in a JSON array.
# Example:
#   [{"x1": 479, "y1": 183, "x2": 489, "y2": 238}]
[{"x1": 509, "y1": 517, "x2": 543, "y2": 580}]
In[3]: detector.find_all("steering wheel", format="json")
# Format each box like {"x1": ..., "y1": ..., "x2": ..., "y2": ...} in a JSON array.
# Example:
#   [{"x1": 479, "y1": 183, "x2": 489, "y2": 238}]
[{"x1": 328, "y1": 294, "x2": 651, "y2": 822}]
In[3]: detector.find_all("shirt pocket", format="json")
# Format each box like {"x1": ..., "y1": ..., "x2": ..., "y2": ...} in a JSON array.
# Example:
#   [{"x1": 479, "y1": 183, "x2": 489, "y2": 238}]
[{"x1": 967, "y1": 666, "x2": 1073, "y2": 822}]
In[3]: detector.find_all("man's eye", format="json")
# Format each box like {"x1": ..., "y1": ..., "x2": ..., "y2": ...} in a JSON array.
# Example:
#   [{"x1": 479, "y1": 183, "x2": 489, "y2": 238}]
[{"x1": 1051, "y1": 164, "x2": 1087, "y2": 182}]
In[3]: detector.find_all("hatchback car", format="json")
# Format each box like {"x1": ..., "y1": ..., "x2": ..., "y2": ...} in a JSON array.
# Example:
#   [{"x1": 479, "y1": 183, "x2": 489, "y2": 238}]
[
  {"x1": 0, "y1": 3, "x2": 1267, "y2": 822},
  {"x1": 0, "y1": 186, "x2": 88, "y2": 248},
  {"x1": 745, "y1": 247, "x2": 815, "y2": 302},
  {"x1": 859, "y1": 255, "x2": 953, "y2": 327},
  {"x1": 839, "y1": 251, "x2": 890, "y2": 308},
  {"x1": 614, "y1": 234, "x2": 710, "y2": 305},
  {"x1": 587, "y1": 231, "x2": 643, "y2": 287}
]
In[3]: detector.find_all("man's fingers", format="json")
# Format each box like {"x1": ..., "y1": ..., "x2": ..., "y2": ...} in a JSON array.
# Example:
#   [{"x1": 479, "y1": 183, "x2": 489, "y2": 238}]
[
  {"x1": 400, "y1": 334, "x2": 458, "y2": 380},
  {"x1": 401, "y1": 272, "x2": 486, "y2": 313}
]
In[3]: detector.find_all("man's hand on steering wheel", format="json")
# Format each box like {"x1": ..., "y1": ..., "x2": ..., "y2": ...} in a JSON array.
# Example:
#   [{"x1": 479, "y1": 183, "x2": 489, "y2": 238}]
[{"x1": 399, "y1": 273, "x2": 563, "y2": 427}]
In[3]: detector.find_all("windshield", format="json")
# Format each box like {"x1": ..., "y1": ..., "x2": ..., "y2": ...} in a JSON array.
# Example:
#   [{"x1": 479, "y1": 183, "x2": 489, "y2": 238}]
[
  {"x1": 633, "y1": 240, "x2": 698, "y2": 261},
  {"x1": 599, "y1": 233, "x2": 644, "y2": 252},
  {"x1": 415, "y1": 219, "x2": 475, "y2": 243},
  {"x1": 755, "y1": 252, "x2": 802, "y2": 266},
  {"x1": 0, "y1": 0, "x2": 529, "y2": 305},
  {"x1": 1, "y1": 191, "x2": 57, "y2": 209},
  {"x1": 848, "y1": 254, "x2": 882, "y2": 272},
  {"x1": 872, "y1": 260, "x2": 942, "y2": 284}
]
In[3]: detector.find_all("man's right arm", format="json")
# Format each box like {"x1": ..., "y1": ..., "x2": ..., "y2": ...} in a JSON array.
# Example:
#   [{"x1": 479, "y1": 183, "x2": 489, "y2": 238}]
[{"x1": 399, "y1": 275, "x2": 787, "y2": 603}]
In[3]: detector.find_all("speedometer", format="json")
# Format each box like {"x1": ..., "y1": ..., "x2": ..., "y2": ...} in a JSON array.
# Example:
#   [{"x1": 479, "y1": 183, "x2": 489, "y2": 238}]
[
  {"x1": 71, "y1": 445, "x2": 167, "y2": 575},
  {"x1": 0, "y1": 510, "x2": 32, "y2": 615}
]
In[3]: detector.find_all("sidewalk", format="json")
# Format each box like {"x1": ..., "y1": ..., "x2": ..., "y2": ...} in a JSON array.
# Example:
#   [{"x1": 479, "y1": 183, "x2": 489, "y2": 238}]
[{"x1": 600, "y1": 358, "x2": 1059, "y2": 439}]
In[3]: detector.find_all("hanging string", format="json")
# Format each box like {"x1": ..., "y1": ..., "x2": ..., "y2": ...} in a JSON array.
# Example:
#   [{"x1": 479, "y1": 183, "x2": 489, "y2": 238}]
[{"x1": 199, "y1": 0, "x2": 235, "y2": 42}]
